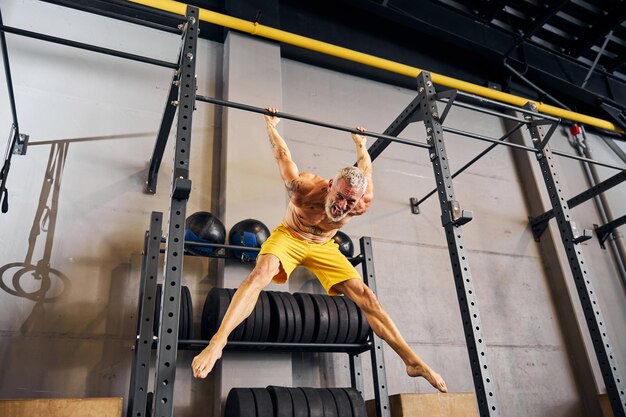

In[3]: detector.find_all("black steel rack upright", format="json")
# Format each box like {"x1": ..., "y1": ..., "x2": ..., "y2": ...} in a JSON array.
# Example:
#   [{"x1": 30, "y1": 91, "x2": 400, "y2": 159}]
[{"x1": 128, "y1": 212, "x2": 391, "y2": 417}]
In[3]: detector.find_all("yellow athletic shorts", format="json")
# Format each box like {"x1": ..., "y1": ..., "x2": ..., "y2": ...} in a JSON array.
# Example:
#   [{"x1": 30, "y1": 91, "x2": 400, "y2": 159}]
[{"x1": 258, "y1": 224, "x2": 361, "y2": 295}]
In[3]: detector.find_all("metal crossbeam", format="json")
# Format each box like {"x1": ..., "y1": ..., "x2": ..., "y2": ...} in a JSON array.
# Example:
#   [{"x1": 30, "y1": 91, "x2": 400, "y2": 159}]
[
  {"x1": 596, "y1": 214, "x2": 626, "y2": 249},
  {"x1": 526, "y1": 103, "x2": 626, "y2": 417},
  {"x1": 418, "y1": 71, "x2": 500, "y2": 417},
  {"x1": 364, "y1": 95, "x2": 423, "y2": 162},
  {"x1": 146, "y1": 72, "x2": 179, "y2": 194},
  {"x1": 531, "y1": 170, "x2": 626, "y2": 239}
]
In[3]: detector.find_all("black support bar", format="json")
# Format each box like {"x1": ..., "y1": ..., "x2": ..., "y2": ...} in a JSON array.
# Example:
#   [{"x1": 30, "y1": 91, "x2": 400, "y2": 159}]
[
  {"x1": 596, "y1": 214, "x2": 626, "y2": 249},
  {"x1": 531, "y1": 170, "x2": 626, "y2": 239},
  {"x1": 0, "y1": 24, "x2": 178, "y2": 69},
  {"x1": 360, "y1": 237, "x2": 390, "y2": 417},
  {"x1": 366, "y1": 94, "x2": 423, "y2": 162},
  {"x1": 146, "y1": 72, "x2": 179, "y2": 194},
  {"x1": 127, "y1": 212, "x2": 163, "y2": 417},
  {"x1": 152, "y1": 7, "x2": 199, "y2": 417},
  {"x1": 418, "y1": 72, "x2": 500, "y2": 417},
  {"x1": 526, "y1": 104, "x2": 626, "y2": 417}
]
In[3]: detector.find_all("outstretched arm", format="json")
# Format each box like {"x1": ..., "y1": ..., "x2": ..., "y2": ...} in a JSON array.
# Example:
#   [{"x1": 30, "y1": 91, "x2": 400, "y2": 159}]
[
  {"x1": 352, "y1": 127, "x2": 373, "y2": 205},
  {"x1": 264, "y1": 107, "x2": 311, "y2": 197}
]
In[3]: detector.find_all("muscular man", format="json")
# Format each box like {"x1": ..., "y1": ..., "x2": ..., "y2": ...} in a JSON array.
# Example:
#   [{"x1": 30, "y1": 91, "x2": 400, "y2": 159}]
[{"x1": 192, "y1": 107, "x2": 447, "y2": 393}]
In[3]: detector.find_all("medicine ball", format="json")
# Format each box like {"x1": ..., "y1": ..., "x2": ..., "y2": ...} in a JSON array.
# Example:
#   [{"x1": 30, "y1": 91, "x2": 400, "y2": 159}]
[
  {"x1": 228, "y1": 219, "x2": 270, "y2": 262},
  {"x1": 184, "y1": 211, "x2": 226, "y2": 255},
  {"x1": 332, "y1": 231, "x2": 354, "y2": 258}
]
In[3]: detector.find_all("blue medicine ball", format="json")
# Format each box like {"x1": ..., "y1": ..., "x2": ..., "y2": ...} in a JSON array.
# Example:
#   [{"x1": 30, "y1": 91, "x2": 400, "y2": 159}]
[
  {"x1": 184, "y1": 211, "x2": 226, "y2": 255},
  {"x1": 228, "y1": 219, "x2": 270, "y2": 262}
]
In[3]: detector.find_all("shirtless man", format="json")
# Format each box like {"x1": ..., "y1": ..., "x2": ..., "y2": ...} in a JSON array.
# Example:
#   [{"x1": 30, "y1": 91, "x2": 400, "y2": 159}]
[{"x1": 191, "y1": 107, "x2": 447, "y2": 393}]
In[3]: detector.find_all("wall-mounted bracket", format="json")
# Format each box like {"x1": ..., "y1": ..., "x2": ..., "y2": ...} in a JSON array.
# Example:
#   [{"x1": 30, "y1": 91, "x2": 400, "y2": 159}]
[
  {"x1": 12, "y1": 133, "x2": 28, "y2": 155},
  {"x1": 441, "y1": 200, "x2": 473, "y2": 227},
  {"x1": 172, "y1": 177, "x2": 191, "y2": 200}
]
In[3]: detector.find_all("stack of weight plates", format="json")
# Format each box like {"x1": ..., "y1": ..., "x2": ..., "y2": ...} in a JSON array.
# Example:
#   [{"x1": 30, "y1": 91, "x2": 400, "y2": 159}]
[
  {"x1": 224, "y1": 386, "x2": 367, "y2": 417},
  {"x1": 200, "y1": 288, "x2": 370, "y2": 344},
  {"x1": 153, "y1": 283, "x2": 193, "y2": 339}
]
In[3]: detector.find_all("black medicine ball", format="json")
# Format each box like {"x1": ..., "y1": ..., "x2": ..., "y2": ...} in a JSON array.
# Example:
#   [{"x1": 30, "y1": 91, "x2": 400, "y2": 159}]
[
  {"x1": 184, "y1": 211, "x2": 226, "y2": 255},
  {"x1": 332, "y1": 230, "x2": 354, "y2": 258},
  {"x1": 228, "y1": 219, "x2": 271, "y2": 262}
]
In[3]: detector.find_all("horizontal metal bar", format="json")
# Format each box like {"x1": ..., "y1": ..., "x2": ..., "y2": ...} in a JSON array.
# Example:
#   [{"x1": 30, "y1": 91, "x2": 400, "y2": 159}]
[
  {"x1": 160, "y1": 237, "x2": 262, "y2": 252},
  {"x1": 196, "y1": 95, "x2": 431, "y2": 149},
  {"x1": 533, "y1": 170, "x2": 626, "y2": 225},
  {"x1": 0, "y1": 24, "x2": 178, "y2": 69},
  {"x1": 551, "y1": 150, "x2": 626, "y2": 171},
  {"x1": 437, "y1": 94, "x2": 529, "y2": 124},
  {"x1": 455, "y1": 90, "x2": 561, "y2": 122},
  {"x1": 158, "y1": 339, "x2": 371, "y2": 353},
  {"x1": 442, "y1": 126, "x2": 538, "y2": 152}
]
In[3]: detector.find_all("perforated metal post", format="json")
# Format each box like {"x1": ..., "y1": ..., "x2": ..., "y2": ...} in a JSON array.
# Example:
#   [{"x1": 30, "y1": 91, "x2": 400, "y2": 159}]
[
  {"x1": 349, "y1": 352, "x2": 364, "y2": 397},
  {"x1": 360, "y1": 237, "x2": 390, "y2": 417},
  {"x1": 128, "y1": 212, "x2": 163, "y2": 417},
  {"x1": 526, "y1": 103, "x2": 626, "y2": 417},
  {"x1": 152, "y1": 7, "x2": 198, "y2": 417},
  {"x1": 417, "y1": 71, "x2": 499, "y2": 417}
]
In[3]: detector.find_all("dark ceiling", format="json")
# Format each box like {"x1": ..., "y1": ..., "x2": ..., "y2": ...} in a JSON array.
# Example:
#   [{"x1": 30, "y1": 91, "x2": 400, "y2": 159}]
[{"x1": 38, "y1": 0, "x2": 626, "y2": 135}]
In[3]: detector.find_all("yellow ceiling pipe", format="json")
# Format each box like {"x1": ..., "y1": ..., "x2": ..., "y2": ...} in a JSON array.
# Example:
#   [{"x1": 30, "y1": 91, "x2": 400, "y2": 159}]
[{"x1": 129, "y1": 0, "x2": 621, "y2": 133}]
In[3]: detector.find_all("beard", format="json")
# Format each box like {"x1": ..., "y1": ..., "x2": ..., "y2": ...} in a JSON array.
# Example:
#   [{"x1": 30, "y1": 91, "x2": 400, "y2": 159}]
[{"x1": 325, "y1": 200, "x2": 348, "y2": 222}]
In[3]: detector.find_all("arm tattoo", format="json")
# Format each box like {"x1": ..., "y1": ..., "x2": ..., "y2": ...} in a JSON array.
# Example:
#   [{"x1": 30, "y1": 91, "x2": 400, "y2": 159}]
[{"x1": 286, "y1": 178, "x2": 301, "y2": 197}]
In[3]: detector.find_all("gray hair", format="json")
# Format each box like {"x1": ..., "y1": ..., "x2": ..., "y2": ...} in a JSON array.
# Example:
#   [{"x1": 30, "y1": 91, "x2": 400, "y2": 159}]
[{"x1": 335, "y1": 166, "x2": 367, "y2": 192}]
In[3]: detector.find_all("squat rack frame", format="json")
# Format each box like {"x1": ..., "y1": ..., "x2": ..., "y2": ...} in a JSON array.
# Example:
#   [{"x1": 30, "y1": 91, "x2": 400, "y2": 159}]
[{"x1": 1, "y1": 3, "x2": 626, "y2": 417}]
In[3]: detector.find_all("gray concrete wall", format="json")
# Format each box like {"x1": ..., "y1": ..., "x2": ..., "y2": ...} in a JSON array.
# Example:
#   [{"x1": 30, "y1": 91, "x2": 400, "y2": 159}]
[
  {"x1": 0, "y1": 1, "x2": 222, "y2": 416},
  {"x1": 1, "y1": 2, "x2": 625, "y2": 417}
]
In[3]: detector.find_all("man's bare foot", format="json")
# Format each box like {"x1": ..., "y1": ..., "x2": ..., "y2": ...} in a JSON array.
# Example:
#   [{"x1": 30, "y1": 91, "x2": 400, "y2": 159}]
[
  {"x1": 407, "y1": 364, "x2": 448, "y2": 393},
  {"x1": 192, "y1": 340, "x2": 225, "y2": 379}
]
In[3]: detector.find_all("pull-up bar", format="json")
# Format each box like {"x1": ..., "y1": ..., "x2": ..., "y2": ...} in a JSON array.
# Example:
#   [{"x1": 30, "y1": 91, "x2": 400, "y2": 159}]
[{"x1": 129, "y1": 0, "x2": 622, "y2": 133}]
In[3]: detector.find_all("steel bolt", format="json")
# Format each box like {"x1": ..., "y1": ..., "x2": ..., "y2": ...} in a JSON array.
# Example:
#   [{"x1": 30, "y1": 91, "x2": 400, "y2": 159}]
[
  {"x1": 171, "y1": 100, "x2": 179, "y2": 107},
  {"x1": 186, "y1": 52, "x2": 194, "y2": 61}
]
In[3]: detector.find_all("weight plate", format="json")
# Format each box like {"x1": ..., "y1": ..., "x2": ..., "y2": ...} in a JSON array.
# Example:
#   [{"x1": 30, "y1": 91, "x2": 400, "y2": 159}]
[
  {"x1": 224, "y1": 388, "x2": 256, "y2": 417},
  {"x1": 343, "y1": 388, "x2": 368, "y2": 417},
  {"x1": 310, "y1": 294, "x2": 329, "y2": 343},
  {"x1": 267, "y1": 291, "x2": 287, "y2": 342},
  {"x1": 301, "y1": 387, "x2": 324, "y2": 417},
  {"x1": 278, "y1": 292, "x2": 296, "y2": 343},
  {"x1": 341, "y1": 297, "x2": 360, "y2": 344},
  {"x1": 332, "y1": 295, "x2": 350, "y2": 344},
  {"x1": 322, "y1": 295, "x2": 339, "y2": 344},
  {"x1": 250, "y1": 387, "x2": 274, "y2": 417},
  {"x1": 293, "y1": 292, "x2": 315, "y2": 343},
  {"x1": 267, "y1": 385, "x2": 292, "y2": 417}
]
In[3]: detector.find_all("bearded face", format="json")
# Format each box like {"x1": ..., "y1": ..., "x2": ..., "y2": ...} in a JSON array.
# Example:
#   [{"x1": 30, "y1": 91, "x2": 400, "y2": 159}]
[{"x1": 325, "y1": 178, "x2": 364, "y2": 222}]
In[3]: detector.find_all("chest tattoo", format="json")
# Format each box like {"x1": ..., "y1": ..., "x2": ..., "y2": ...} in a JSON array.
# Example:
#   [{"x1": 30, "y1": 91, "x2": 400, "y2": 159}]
[{"x1": 308, "y1": 225, "x2": 324, "y2": 235}]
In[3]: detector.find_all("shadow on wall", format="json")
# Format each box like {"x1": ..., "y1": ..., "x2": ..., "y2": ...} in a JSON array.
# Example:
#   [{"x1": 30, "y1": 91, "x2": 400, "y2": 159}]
[{"x1": 0, "y1": 142, "x2": 71, "y2": 312}]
